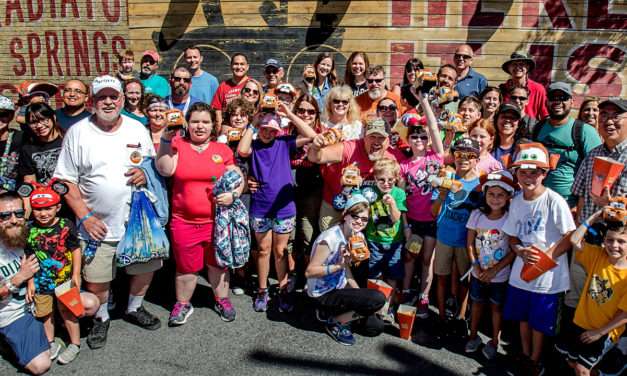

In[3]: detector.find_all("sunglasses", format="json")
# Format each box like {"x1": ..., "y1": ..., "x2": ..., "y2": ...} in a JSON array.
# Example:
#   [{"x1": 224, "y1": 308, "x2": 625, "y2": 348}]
[
  {"x1": 454, "y1": 54, "x2": 472, "y2": 60},
  {"x1": 350, "y1": 214, "x2": 369, "y2": 223},
  {"x1": 172, "y1": 76, "x2": 191, "y2": 83},
  {"x1": 0, "y1": 209, "x2": 25, "y2": 221},
  {"x1": 242, "y1": 87, "x2": 259, "y2": 95},
  {"x1": 367, "y1": 78, "x2": 384, "y2": 84},
  {"x1": 265, "y1": 67, "x2": 279, "y2": 75},
  {"x1": 332, "y1": 99, "x2": 349, "y2": 105},
  {"x1": 377, "y1": 105, "x2": 397, "y2": 112},
  {"x1": 510, "y1": 95, "x2": 528, "y2": 101},
  {"x1": 454, "y1": 151, "x2": 478, "y2": 160},
  {"x1": 409, "y1": 134, "x2": 429, "y2": 141},
  {"x1": 296, "y1": 108, "x2": 316, "y2": 116},
  {"x1": 548, "y1": 95, "x2": 570, "y2": 102}
]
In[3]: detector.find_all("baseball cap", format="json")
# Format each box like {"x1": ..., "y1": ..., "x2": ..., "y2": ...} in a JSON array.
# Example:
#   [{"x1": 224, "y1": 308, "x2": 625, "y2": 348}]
[
  {"x1": 365, "y1": 118, "x2": 388, "y2": 137},
  {"x1": 259, "y1": 113, "x2": 281, "y2": 131},
  {"x1": 480, "y1": 170, "x2": 517, "y2": 194},
  {"x1": 599, "y1": 98, "x2": 627, "y2": 113},
  {"x1": 264, "y1": 58, "x2": 282, "y2": 69},
  {"x1": 451, "y1": 137, "x2": 480, "y2": 154},
  {"x1": 0, "y1": 96, "x2": 15, "y2": 111},
  {"x1": 497, "y1": 103, "x2": 522, "y2": 119},
  {"x1": 142, "y1": 50, "x2": 160, "y2": 63},
  {"x1": 511, "y1": 142, "x2": 552, "y2": 170},
  {"x1": 547, "y1": 82, "x2": 572, "y2": 97},
  {"x1": 344, "y1": 193, "x2": 369, "y2": 211},
  {"x1": 92, "y1": 75, "x2": 123, "y2": 96}
]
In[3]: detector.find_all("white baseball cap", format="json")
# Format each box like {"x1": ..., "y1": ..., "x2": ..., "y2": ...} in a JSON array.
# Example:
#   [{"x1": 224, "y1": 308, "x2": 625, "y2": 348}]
[{"x1": 92, "y1": 75, "x2": 122, "y2": 97}]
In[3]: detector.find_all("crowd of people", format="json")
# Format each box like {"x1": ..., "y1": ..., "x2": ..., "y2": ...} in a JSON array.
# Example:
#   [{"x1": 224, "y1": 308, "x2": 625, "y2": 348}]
[{"x1": 0, "y1": 44, "x2": 625, "y2": 376}]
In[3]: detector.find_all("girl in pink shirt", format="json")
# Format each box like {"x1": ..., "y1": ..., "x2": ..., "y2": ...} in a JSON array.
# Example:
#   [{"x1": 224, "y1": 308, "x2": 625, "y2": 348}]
[{"x1": 469, "y1": 119, "x2": 503, "y2": 176}]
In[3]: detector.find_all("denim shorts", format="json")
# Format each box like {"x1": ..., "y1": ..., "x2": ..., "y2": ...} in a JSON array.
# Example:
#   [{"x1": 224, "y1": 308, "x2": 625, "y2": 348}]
[
  {"x1": 367, "y1": 241, "x2": 404, "y2": 280},
  {"x1": 469, "y1": 277, "x2": 508, "y2": 305}
]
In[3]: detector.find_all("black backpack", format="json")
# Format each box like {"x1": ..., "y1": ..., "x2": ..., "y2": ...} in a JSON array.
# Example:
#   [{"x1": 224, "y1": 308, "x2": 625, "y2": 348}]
[{"x1": 529, "y1": 118, "x2": 586, "y2": 165}]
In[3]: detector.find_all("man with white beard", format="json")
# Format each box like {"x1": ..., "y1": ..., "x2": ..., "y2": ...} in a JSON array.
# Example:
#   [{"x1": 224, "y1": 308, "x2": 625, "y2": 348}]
[
  {"x1": 0, "y1": 192, "x2": 50, "y2": 375},
  {"x1": 356, "y1": 66, "x2": 403, "y2": 122}
]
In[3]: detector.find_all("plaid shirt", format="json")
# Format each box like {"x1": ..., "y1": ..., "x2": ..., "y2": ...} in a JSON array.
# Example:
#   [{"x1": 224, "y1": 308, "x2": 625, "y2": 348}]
[{"x1": 572, "y1": 139, "x2": 627, "y2": 222}]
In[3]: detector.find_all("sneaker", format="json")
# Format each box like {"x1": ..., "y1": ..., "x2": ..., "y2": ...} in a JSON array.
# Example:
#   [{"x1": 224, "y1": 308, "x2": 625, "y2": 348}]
[
  {"x1": 381, "y1": 305, "x2": 396, "y2": 324},
  {"x1": 278, "y1": 290, "x2": 294, "y2": 313},
  {"x1": 325, "y1": 321, "x2": 355, "y2": 346},
  {"x1": 416, "y1": 296, "x2": 430, "y2": 319},
  {"x1": 286, "y1": 274, "x2": 297, "y2": 293},
  {"x1": 506, "y1": 354, "x2": 533, "y2": 376},
  {"x1": 253, "y1": 290, "x2": 269, "y2": 312},
  {"x1": 231, "y1": 286, "x2": 245, "y2": 296},
  {"x1": 49, "y1": 339, "x2": 63, "y2": 360},
  {"x1": 482, "y1": 340, "x2": 498, "y2": 360},
  {"x1": 57, "y1": 344, "x2": 80, "y2": 365},
  {"x1": 400, "y1": 289, "x2": 419, "y2": 306},
  {"x1": 597, "y1": 338, "x2": 627, "y2": 375},
  {"x1": 215, "y1": 298, "x2": 236, "y2": 322},
  {"x1": 87, "y1": 318, "x2": 110, "y2": 349},
  {"x1": 465, "y1": 336, "x2": 483, "y2": 353},
  {"x1": 168, "y1": 302, "x2": 194, "y2": 327},
  {"x1": 444, "y1": 297, "x2": 457, "y2": 319},
  {"x1": 531, "y1": 361, "x2": 545, "y2": 376},
  {"x1": 315, "y1": 308, "x2": 330, "y2": 323},
  {"x1": 124, "y1": 306, "x2": 161, "y2": 330}
]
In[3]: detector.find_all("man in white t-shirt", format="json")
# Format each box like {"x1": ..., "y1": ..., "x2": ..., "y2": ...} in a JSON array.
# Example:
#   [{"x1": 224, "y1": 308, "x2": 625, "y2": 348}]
[
  {"x1": 0, "y1": 193, "x2": 50, "y2": 375},
  {"x1": 501, "y1": 143, "x2": 576, "y2": 375},
  {"x1": 54, "y1": 75, "x2": 162, "y2": 350}
]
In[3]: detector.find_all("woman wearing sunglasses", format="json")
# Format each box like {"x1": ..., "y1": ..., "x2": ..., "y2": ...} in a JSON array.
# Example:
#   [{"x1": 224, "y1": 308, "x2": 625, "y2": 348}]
[
  {"x1": 399, "y1": 92, "x2": 444, "y2": 318},
  {"x1": 240, "y1": 79, "x2": 262, "y2": 110},
  {"x1": 322, "y1": 86, "x2": 362, "y2": 141}
]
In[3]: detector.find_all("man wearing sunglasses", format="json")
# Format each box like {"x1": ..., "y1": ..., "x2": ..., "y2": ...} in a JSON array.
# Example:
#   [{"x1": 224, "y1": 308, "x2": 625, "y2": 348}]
[
  {"x1": 166, "y1": 66, "x2": 201, "y2": 116},
  {"x1": 453, "y1": 45, "x2": 487, "y2": 100},
  {"x1": 184, "y1": 46, "x2": 219, "y2": 105},
  {"x1": 139, "y1": 50, "x2": 171, "y2": 99},
  {"x1": 0, "y1": 192, "x2": 51, "y2": 375},
  {"x1": 54, "y1": 75, "x2": 163, "y2": 350},
  {"x1": 262, "y1": 58, "x2": 285, "y2": 94},
  {"x1": 356, "y1": 66, "x2": 402, "y2": 122}
]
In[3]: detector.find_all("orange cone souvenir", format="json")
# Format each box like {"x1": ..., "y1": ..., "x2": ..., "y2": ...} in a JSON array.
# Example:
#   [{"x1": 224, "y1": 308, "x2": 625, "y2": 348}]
[
  {"x1": 397, "y1": 304, "x2": 417, "y2": 340},
  {"x1": 591, "y1": 156, "x2": 624, "y2": 196},
  {"x1": 55, "y1": 280, "x2": 84, "y2": 317},
  {"x1": 520, "y1": 245, "x2": 558, "y2": 282}
]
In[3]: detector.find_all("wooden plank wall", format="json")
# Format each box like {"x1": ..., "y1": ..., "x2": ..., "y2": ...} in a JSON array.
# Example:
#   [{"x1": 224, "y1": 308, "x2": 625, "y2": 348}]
[{"x1": 0, "y1": 0, "x2": 625, "y2": 107}]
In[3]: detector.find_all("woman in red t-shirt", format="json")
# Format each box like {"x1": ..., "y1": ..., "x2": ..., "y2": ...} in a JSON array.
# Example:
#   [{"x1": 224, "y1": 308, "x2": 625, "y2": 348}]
[{"x1": 157, "y1": 102, "x2": 244, "y2": 325}]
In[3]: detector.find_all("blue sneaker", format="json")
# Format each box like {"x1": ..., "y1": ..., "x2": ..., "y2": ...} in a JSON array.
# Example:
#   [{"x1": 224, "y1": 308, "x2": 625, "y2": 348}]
[
  {"x1": 278, "y1": 290, "x2": 294, "y2": 313},
  {"x1": 325, "y1": 321, "x2": 355, "y2": 346},
  {"x1": 253, "y1": 290, "x2": 269, "y2": 312}
]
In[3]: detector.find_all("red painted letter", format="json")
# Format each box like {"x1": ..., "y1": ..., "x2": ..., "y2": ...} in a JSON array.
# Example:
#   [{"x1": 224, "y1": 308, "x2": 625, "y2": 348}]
[
  {"x1": 27, "y1": 33, "x2": 41, "y2": 76},
  {"x1": 587, "y1": 0, "x2": 627, "y2": 30},
  {"x1": 462, "y1": 0, "x2": 505, "y2": 27},
  {"x1": 45, "y1": 31, "x2": 62, "y2": 76},
  {"x1": 567, "y1": 44, "x2": 624, "y2": 98},
  {"x1": 10, "y1": 38, "x2": 27, "y2": 76},
  {"x1": 390, "y1": 42, "x2": 414, "y2": 87}
]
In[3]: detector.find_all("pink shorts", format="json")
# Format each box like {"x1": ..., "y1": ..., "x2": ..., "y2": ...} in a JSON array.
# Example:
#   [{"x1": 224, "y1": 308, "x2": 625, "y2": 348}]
[{"x1": 170, "y1": 218, "x2": 222, "y2": 274}]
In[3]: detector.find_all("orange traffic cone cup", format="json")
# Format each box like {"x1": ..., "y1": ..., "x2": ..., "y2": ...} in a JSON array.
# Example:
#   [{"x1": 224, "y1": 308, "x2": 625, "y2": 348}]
[
  {"x1": 397, "y1": 304, "x2": 417, "y2": 340},
  {"x1": 520, "y1": 246, "x2": 558, "y2": 282},
  {"x1": 367, "y1": 279, "x2": 394, "y2": 299},
  {"x1": 591, "y1": 157, "x2": 624, "y2": 196},
  {"x1": 55, "y1": 280, "x2": 84, "y2": 317}
]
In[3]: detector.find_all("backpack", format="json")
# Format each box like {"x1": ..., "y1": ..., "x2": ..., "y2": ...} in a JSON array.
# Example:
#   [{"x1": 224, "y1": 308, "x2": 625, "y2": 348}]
[{"x1": 530, "y1": 118, "x2": 586, "y2": 165}]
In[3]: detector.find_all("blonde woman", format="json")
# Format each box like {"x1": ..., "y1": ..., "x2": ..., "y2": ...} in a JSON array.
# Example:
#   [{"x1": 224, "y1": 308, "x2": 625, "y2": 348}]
[{"x1": 322, "y1": 85, "x2": 363, "y2": 141}]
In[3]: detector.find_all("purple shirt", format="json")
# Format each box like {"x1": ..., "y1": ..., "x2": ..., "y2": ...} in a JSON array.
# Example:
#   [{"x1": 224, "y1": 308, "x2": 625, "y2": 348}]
[{"x1": 250, "y1": 136, "x2": 297, "y2": 219}]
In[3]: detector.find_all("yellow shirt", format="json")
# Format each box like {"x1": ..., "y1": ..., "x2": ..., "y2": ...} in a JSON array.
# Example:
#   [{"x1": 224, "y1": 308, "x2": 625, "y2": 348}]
[{"x1": 574, "y1": 243, "x2": 627, "y2": 342}]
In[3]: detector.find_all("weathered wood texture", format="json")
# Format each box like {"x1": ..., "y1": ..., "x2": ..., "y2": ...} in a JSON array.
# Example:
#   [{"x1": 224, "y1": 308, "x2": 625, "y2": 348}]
[{"x1": 1, "y1": 0, "x2": 625, "y2": 106}]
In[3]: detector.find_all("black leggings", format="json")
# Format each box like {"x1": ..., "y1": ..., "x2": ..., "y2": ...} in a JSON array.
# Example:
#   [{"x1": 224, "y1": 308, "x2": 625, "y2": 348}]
[{"x1": 315, "y1": 288, "x2": 385, "y2": 317}]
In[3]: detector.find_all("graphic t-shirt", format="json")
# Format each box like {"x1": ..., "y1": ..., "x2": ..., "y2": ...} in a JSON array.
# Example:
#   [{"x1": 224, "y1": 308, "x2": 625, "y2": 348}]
[
  {"x1": 466, "y1": 210, "x2": 511, "y2": 283},
  {"x1": 0, "y1": 246, "x2": 27, "y2": 328},
  {"x1": 365, "y1": 186, "x2": 407, "y2": 244},
  {"x1": 26, "y1": 219, "x2": 80, "y2": 294},
  {"x1": 433, "y1": 176, "x2": 481, "y2": 248},
  {"x1": 211, "y1": 78, "x2": 249, "y2": 111},
  {"x1": 250, "y1": 136, "x2": 297, "y2": 219},
  {"x1": 19, "y1": 137, "x2": 63, "y2": 184},
  {"x1": 0, "y1": 130, "x2": 24, "y2": 192},
  {"x1": 400, "y1": 151, "x2": 443, "y2": 222},
  {"x1": 574, "y1": 243, "x2": 627, "y2": 342},
  {"x1": 502, "y1": 189, "x2": 576, "y2": 294}
]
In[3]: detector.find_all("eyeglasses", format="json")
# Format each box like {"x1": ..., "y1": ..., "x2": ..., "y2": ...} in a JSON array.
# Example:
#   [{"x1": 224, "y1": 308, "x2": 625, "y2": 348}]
[
  {"x1": 350, "y1": 214, "x2": 369, "y2": 224},
  {"x1": 548, "y1": 95, "x2": 570, "y2": 102},
  {"x1": 377, "y1": 105, "x2": 397, "y2": 112},
  {"x1": 510, "y1": 95, "x2": 528, "y2": 101},
  {"x1": 242, "y1": 87, "x2": 259, "y2": 95},
  {"x1": 367, "y1": 78, "x2": 384, "y2": 84},
  {"x1": 63, "y1": 89, "x2": 86, "y2": 95},
  {"x1": 0, "y1": 209, "x2": 25, "y2": 221},
  {"x1": 599, "y1": 112, "x2": 626, "y2": 122},
  {"x1": 454, "y1": 151, "x2": 478, "y2": 160},
  {"x1": 296, "y1": 108, "x2": 316, "y2": 116},
  {"x1": 172, "y1": 76, "x2": 191, "y2": 83},
  {"x1": 332, "y1": 99, "x2": 349, "y2": 105},
  {"x1": 409, "y1": 134, "x2": 429, "y2": 141},
  {"x1": 454, "y1": 54, "x2": 472, "y2": 60}
]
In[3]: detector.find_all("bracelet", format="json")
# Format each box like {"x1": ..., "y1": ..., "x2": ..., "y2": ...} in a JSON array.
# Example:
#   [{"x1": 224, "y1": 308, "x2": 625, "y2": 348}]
[
  {"x1": 326, "y1": 264, "x2": 332, "y2": 275},
  {"x1": 160, "y1": 137, "x2": 172, "y2": 145},
  {"x1": 78, "y1": 211, "x2": 94, "y2": 228},
  {"x1": 583, "y1": 222, "x2": 598, "y2": 236}
]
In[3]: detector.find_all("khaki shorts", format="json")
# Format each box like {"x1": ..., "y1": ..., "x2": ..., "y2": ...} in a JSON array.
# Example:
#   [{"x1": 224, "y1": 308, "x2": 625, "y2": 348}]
[
  {"x1": 33, "y1": 294, "x2": 54, "y2": 318},
  {"x1": 433, "y1": 241, "x2": 470, "y2": 276},
  {"x1": 82, "y1": 241, "x2": 163, "y2": 283},
  {"x1": 318, "y1": 200, "x2": 342, "y2": 232}
]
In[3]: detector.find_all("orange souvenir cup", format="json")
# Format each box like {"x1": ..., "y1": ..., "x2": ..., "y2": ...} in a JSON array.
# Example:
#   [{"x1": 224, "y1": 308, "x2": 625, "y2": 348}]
[
  {"x1": 55, "y1": 282, "x2": 84, "y2": 317},
  {"x1": 397, "y1": 304, "x2": 417, "y2": 340},
  {"x1": 367, "y1": 279, "x2": 393, "y2": 299},
  {"x1": 591, "y1": 157, "x2": 624, "y2": 197},
  {"x1": 520, "y1": 246, "x2": 558, "y2": 282}
]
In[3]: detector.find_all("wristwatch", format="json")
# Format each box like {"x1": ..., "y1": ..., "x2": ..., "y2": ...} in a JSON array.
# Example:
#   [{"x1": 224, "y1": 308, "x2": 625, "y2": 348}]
[{"x1": 5, "y1": 278, "x2": 19, "y2": 294}]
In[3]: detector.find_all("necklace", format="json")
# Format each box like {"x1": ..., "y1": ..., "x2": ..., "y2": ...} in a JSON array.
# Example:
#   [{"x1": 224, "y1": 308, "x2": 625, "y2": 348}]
[{"x1": 190, "y1": 140, "x2": 210, "y2": 153}]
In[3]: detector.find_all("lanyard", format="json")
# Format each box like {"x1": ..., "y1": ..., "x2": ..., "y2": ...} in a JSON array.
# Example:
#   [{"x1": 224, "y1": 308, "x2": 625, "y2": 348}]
[{"x1": 168, "y1": 97, "x2": 191, "y2": 115}]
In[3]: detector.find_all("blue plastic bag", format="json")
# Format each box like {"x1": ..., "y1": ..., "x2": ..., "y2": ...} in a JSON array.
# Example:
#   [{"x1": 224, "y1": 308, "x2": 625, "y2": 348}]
[{"x1": 116, "y1": 188, "x2": 169, "y2": 267}]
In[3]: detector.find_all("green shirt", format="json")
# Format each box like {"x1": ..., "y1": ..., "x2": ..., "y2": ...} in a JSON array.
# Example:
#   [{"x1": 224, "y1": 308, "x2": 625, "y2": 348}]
[
  {"x1": 536, "y1": 117, "x2": 602, "y2": 206},
  {"x1": 365, "y1": 186, "x2": 407, "y2": 244},
  {"x1": 141, "y1": 74, "x2": 171, "y2": 99}
]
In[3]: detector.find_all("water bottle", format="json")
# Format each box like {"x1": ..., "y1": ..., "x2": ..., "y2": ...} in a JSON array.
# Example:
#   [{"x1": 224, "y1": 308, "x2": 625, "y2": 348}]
[{"x1": 83, "y1": 239, "x2": 100, "y2": 264}]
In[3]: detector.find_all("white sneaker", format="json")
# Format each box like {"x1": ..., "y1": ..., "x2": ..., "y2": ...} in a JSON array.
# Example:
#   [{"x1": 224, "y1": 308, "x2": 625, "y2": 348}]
[
  {"x1": 57, "y1": 344, "x2": 80, "y2": 365},
  {"x1": 49, "y1": 338, "x2": 63, "y2": 360}
]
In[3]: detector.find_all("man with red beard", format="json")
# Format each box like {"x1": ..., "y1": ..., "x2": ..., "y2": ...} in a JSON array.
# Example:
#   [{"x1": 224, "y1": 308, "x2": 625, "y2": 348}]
[{"x1": 0, "y1": 193, "x2": 50, "y2": 375}]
